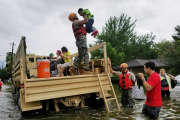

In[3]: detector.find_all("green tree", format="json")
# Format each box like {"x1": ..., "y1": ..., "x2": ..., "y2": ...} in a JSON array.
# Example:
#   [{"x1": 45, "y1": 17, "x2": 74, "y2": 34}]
[
  {"x1": 172, "y1": 25, "x2": 180, "y2": 41},
  {"x1": 5, "y1": 52, "x2": 15, "y2": 75},
  {"x1": 154, "y1": 24, "x2": 180, "y2": 75},
  {"x1": 0, "y1": 68, "x2": 10, "y2": 82},
  {"x1": 90, "y1": 14, "x2": 157, "y2": 65},
  {"x1": 153, "y1": 40, "x2": 174, "y2": 59}
]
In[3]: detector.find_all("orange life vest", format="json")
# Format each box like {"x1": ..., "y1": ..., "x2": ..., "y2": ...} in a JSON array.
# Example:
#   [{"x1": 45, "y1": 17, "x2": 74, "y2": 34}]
[
  {"x1": 72, "y1": 22, "x2": 87, "y2": 39},
  {"x1": 119, "y1": 71, "x2": 133, "y2": 89}
]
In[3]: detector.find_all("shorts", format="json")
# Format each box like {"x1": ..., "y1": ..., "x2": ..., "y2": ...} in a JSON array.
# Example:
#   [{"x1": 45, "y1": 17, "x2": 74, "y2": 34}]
[{"x1": 57, "y1": 62, "x2": 71, "y2": 69}]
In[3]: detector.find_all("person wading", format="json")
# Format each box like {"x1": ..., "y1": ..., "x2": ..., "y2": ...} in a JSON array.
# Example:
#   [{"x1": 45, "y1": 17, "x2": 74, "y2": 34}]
[
  {"x1": 110, "y1": 62, "x2": 135, "y2": 108},
  {"x1": 68, "y1": 13, "x2": 91, "y2": 75},
  {"x1": 159, "y1": 68, "x2": 175, "y2": 97},
  {"x1": 138, "y1": 62, "x2": 162, "y2": 119}
]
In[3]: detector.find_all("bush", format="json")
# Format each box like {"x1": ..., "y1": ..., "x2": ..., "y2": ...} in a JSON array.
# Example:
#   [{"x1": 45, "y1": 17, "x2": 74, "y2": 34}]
[
  {"x1": 7, "y1": 81, "x2": 12, "y2": 85},
  {"x1": 111, "y1": 76, "x2": 119, "y2": 84}
]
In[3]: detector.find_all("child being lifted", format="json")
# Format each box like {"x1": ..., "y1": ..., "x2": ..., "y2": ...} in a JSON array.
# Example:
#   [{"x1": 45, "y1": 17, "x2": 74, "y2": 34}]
[{"x1": 78, "y1": 8, "x2": 98, "y2": 38}]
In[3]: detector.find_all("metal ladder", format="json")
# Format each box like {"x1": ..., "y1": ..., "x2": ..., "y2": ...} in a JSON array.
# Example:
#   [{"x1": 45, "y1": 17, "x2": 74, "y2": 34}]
[{"x1": 97, "y1": 73, "x2": 120, "y2": 113}]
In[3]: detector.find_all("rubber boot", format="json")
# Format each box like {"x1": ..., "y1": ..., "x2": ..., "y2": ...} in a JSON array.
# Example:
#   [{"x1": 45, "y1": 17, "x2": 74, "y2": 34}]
[{"x1": 69, "y1": 67, "x2": 76, "y2": 76}]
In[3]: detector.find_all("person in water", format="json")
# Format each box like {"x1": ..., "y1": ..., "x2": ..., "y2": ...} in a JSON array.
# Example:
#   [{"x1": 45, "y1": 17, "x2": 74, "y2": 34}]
[{"x1": 109, "y1": 60, "x2": 135, "y2": 108}]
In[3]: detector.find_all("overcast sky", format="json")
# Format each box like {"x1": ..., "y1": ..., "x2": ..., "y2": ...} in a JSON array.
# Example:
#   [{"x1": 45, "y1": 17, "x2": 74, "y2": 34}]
[{"x1": 0, "y1": 0, "x2": 180, "y2": 68}]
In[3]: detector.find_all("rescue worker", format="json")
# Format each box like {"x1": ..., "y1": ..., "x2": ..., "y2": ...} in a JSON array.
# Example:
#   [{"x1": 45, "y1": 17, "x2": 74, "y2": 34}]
[
  {"x1": 110, "y1": 62, "x2": 135, "y2": 108},
  {"x1": 68, "y1": 13, "x2": 91, "y2": 75}
]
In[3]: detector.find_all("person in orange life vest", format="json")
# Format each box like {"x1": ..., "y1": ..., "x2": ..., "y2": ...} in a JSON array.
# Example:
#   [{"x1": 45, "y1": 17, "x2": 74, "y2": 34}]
[
  {"x1": 110, "y1": 62, "x2": 135, "y2": 108},
  {"x1": 68, "y1": 13, "x2": 91, "y2": 75},
  {"x1": 138, "y1": 62, "x2": 162, "y2": 119}
]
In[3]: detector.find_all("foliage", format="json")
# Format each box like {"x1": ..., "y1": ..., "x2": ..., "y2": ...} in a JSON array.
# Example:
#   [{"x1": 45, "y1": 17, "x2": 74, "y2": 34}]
[
  {"x1": 5, "y1": 52, "x2": 14, "y2": 77},
  {"x1": 0, "y1": 68, "x2": 11, "y2": 82},
  {"x1": 153, "y1": 25, "x2": 180, "y2": 75},
  {"x1": 172, "y1": 25, "x2": 180, "y2": 41},
  {"x1": 89, "y1": 14, "x2": 158, "y2": 66},
  {"x1": 7, "y1": 81, "x2": 12, "y2": 85}
]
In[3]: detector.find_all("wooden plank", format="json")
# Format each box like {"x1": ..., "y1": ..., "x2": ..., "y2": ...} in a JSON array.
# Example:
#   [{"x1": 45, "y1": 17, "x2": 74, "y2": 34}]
[
  {"x1": 25, "y1": 76, "x2": 109, "y2": 88},
  {"x1": 103, "y1": 43, "x2": 108, "y2": 73},
  {"x1": 46, "y1": 100, "x2": 49, "y2": 111},
  {"x1": 13, "y1": 63, "x2": 20, "y2": 73},
  {"x1": 54, "y1": 102, "x2": 59, "y2": 112},
  {"x1": 26, "y1": 81, "x2": 110, "y2": 94},
  {"x1": 25, "y1": 77, "x2": 98, "y2": 87},
  {"x1": 20, "y1": 89, "x2": 42, "y2": 112},
  {"x1": 13, "y1": 77, "x2": 21, "y2": 82},
  {"x1": 25, "y1": 86, "x2": 111, "y2": 102},
  {"x1": 107, "y1": 73, "x2": 120, "y2": 111},
  {"x1": 97, "y1": 74, "x2": 109, "y2": 112},
  {"x1": 25, "y1": 74, "x2": 103, "y2": 82},
  {"x1": 13, "y1": 71, "x2": 20, "y2": 77}
]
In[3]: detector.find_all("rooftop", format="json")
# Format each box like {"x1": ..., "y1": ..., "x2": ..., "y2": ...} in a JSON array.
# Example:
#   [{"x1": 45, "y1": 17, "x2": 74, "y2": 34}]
[{"x1": 112, "y1": 59, "x2": 166, "y2": 70}]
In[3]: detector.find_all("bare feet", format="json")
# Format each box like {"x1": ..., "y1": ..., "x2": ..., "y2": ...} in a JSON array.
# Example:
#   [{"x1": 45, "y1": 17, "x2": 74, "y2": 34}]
[{"x1": 56, "y1": 74, "x2": 61, "y2": 77}]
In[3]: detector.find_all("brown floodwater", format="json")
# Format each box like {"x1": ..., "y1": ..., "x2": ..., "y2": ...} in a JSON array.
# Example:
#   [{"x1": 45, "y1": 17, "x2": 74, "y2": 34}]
[{"x1": 0, "y1": 84, "x2": 180, "y2": 120}]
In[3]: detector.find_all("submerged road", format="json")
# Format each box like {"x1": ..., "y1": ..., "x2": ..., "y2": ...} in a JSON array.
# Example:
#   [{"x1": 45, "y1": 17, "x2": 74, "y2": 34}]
[{"x1": 0, "y1": 85, "x2": 180, "y2": 120}]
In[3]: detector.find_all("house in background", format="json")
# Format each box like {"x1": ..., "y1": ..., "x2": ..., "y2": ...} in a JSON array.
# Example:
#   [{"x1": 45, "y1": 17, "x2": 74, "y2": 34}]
[{"x1": 112, "y1": 59, "x2": 166, "y2": 75}]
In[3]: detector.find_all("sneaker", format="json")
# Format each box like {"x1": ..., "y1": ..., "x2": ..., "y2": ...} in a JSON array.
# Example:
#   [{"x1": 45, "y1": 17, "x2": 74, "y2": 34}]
[
  {"x1": 93, "y1": 30, "x2": 98, "y2": 38},
  {"x1": 91, "y1": 30, "x2": 98, "y2": 36},
  {"x1": 69, "y1": 67, "x2": 76, "y2": 76}
]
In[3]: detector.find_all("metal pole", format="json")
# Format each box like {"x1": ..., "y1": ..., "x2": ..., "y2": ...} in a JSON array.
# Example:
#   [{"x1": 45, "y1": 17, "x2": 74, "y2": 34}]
[
  {"x1": 1, "y1": 62, "x2": 3, "y2": 75},
  {"x1": 10, "y1": 42, "x2": 15, "y2": 81}
]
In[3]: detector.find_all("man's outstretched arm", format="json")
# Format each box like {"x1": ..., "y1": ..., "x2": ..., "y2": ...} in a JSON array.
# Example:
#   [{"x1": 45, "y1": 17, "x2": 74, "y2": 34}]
[{"x1": 78, "y1": 15, "x2": 88, "y2": 26}]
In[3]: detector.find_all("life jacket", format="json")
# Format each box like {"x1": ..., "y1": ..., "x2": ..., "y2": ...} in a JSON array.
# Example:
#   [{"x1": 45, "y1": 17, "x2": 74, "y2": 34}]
[
  {"x1": 119, "y1": 71, "x2": 133, "y2": 89},
  {"x1": 72, "y1": 22, "x2": 87, "y2": 39}
]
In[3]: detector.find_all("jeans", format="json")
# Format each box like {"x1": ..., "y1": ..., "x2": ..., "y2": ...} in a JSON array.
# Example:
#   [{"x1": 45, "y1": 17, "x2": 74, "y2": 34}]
[
  {"x1": 120, "y1": 89, "x2": 135, "y2": 107},
  {"x1": 142, "y1": 104, "x2": 161, "y2": 119},
  {"x1": 162, "y1": 90, "x2": 170, "y2": 97},
  {"x1": 85, "y1": 18, "x2": 94, "y2": 33}
]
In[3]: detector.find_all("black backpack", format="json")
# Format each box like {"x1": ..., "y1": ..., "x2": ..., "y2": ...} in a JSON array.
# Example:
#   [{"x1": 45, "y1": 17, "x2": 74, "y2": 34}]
[{"x1": 171, "y1": 79, "x2": 177, "y2": 89}]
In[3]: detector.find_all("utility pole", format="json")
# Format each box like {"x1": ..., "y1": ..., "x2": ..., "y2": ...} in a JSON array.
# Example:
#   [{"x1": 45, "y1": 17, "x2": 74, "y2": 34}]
[
  {"x1": 1, "y1": 62, "x2": 3, "y2": 76},
  {"x1": 10, "y1": 42, "x2": 16, "y2": 81}
]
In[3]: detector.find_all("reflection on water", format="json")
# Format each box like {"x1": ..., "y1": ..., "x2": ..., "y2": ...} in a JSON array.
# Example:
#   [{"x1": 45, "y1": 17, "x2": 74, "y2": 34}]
[{"x1": 0, "y1": 85, "x2": 180, "y2": 120}]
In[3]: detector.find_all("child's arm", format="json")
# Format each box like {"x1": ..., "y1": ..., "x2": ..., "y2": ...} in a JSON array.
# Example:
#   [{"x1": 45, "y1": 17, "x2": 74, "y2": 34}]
[{"x1": 83, "y1": 14, "x2": 88, "y2": 20}]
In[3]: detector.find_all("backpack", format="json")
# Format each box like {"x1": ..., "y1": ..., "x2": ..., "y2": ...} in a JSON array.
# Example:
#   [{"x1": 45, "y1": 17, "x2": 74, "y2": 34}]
[{"x1": 171, "y1": 79, "x2": 177, "y2": 89}]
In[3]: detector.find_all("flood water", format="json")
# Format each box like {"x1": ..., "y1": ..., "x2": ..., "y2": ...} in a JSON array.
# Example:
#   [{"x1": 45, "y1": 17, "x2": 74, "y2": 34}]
[{"x1": 0, "y1": 84, "x2": 180, "y2": 120}]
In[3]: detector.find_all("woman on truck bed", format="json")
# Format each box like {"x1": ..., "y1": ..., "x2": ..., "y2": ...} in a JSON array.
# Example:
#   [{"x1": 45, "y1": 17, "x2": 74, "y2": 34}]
[
  {"x1": 50, "y1": 50, "x2": 64, "y2": 71},
  {"x1": 56, "y1": 47, "x2": 71, "y2": 76}
]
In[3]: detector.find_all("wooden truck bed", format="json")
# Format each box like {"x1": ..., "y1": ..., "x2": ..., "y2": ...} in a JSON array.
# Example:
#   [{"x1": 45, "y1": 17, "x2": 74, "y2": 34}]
[
  {"x1": 13, "y1": 36, "x2": 120, "y2": 114},
  {"x1": 24, "y1": 74, "x2": 111, "y2": 102}
]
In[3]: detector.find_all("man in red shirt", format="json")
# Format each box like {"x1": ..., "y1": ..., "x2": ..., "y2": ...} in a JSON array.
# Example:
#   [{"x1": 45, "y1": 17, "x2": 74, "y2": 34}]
[{"x1": 138, "y1": 62, "x2": 162, "y2": 119}]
